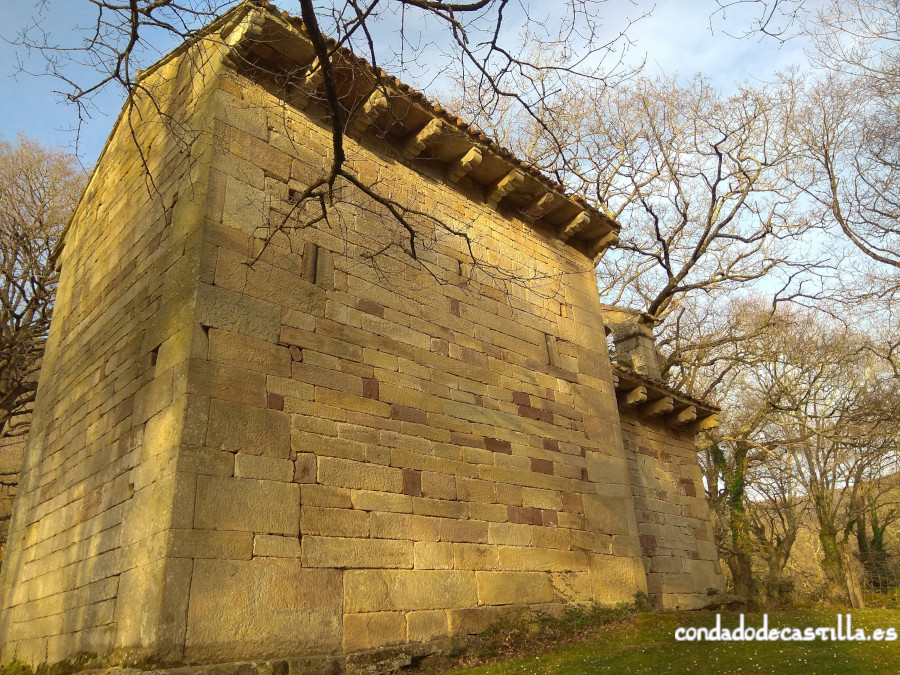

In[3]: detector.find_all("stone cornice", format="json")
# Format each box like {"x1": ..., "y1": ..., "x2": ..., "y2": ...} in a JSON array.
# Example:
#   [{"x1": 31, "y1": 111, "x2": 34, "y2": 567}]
[
  {"x1": 223, "y1": 2, "x2": 621, "y2": 263},
  {"x1": 611, "y1": 363, "x2": 720, "y2": 434}
]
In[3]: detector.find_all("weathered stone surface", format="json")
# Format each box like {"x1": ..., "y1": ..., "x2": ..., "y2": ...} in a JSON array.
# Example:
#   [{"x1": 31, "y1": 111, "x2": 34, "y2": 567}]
[
  {"x1": 186, "y1": 559, "x2": 342, "y2": 661},
  {"x1": 114, "y1": 557, "x2": 193, "y2": 661},
  {"x1": 406, "y1": 609, "x2": 449, "y2": 642},
  {"x1": 253, "y1": 534, "x2": 302, "y2": 558},
  {"x1": 318, "y1": 457, "x2": 403, "y2": 493},
  {"x1": 168, "y1": 529, "x2": 254, "y2": 560},
  {"x1": 590, "y1": 554, "x2": 648, "y2": 604},
  {"x1": 447, "y1": 606, "x2": 526, "y2": 635},
  {"x1": 195, "y1": 283, "x2": 281, "y2": 343},
  {"x1": 194, "y1": 476, "x2": 300, "y2": 535},
  {"x1": 300, "y1": 506, "x2": 369, "y2": 538},
  {"x1": 343, "y1": 612, "x2": 406, "y2": 650},
  {"x1": 344, "y1": 570, "x2": 478, "y2": 612},
  {"x1": 207, "y1": 399, "x2": 291, "y2": 458},
  {"x1": 476, "y1": 571, "x2": 553, "y2": 605},
  {"x1": 302, "y1": 536, "x2": 412, "y2": 568},
  {"x1": 583, "y1": 494, "x2": 636, "y2": 537}
]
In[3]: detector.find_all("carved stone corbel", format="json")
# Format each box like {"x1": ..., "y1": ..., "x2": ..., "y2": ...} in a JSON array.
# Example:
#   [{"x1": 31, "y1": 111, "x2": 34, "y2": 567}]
[
  {"x1": 402, "y1": 118, "x2": 444, "y2": 158},
  {"x1": 559, "y1": 211, "x2": 590, "y2": 242},
  {"x1": 447, "y1": 147, "x2": 483, "y2": 183},
  {"x1": 348, "y1": 89, "x2": 388, "y2": 135},
  {"x1": 523, "y1": 192, "x2": 554, "y2": 221},
  {"x1": 644, "y1": 396, "x2": 674, "y2": 417},
  {"x1": 487, "y1": 169, "x2": 525, "y2": 208},
  {"x1": 589, "y1": 231, "x2": 620, "y2": 262},
  {"x1": 622, "y1": 386, "x2": 648, "y2": 406},
  {"x1": 670, "y1": 405, "x2": 697, "y2": 426}
]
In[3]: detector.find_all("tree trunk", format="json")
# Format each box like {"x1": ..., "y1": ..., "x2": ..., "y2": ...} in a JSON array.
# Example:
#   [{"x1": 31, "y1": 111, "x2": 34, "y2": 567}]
[
  {"x1": 727, "y1": 497, "x2": 755, "y2": 600},
  {"x1": 819, "y1": 525, "x2": 849, "y2": 603}
]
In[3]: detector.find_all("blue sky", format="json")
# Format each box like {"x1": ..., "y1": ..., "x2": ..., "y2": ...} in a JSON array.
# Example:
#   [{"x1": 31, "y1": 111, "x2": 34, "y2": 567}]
[{"x1": 0, "y1": 1, "x2": 814, "y2": 167}]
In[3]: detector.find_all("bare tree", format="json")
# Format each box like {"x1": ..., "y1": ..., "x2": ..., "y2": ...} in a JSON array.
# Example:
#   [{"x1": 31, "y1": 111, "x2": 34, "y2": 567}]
[
  {"x1": 730, "y1": 305, "x2": 899, "y2": 603},
  {"x1": 454, "y1": 73, "x2": 822, "y2": 333},
  {"x1": 585, "y1": 75, "x2": 821, "y2": 325},
  {"x1": 711, "y1": 0, "x2": 808, "y2": 41},
  {"x1": 746, "y1": 453, "x2": 807, "y2": 604},
  {"x1": 785, "y1": 0, "x2": 900, "y2": 280},
  {"x1": 0, "y1": 134, "x2": 85, "y2": 438},
  {"x1": 680, "y1": 295, "x2": 899, "y2": 605}
]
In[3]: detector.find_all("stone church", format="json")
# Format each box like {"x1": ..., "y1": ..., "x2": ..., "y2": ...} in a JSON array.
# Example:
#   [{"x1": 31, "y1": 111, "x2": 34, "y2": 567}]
[{"x1": 0, "y1": 1, "x2": 722, "y2": 669}]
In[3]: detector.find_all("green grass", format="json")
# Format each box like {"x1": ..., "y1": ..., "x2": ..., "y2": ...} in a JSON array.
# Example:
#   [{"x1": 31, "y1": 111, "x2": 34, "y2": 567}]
[{"x1": 443, "y1": 610, "x2": 900, "y2": 674}]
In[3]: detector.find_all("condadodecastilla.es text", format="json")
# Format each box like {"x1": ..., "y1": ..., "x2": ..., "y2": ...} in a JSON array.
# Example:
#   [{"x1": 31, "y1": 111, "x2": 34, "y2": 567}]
[{"x1": 675, "y1": 614, "x2": 898, "y2": 642}]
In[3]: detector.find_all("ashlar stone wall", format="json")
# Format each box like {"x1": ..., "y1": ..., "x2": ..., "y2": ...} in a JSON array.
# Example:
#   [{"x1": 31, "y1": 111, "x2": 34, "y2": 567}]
[
  {"x1": 0, "y1": 14, "x2": 249, "y2": 665},
  {"x1": 619, "y1": 412, "x2": 722, "y2": 608},
  {"x1": 175, "y1": 63, "x2": 645, "y2": 667}
]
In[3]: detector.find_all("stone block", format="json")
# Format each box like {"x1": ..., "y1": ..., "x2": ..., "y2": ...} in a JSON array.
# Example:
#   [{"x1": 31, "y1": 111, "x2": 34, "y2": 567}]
[
  {"x1": 447, "y1": 606, "x2": 525, "y2": 635},
  {"x1": 208, "y1": 328, "x2": 292, "y2": 377},
  {"x1": 412, "y1": 497, "x2": 468, "y2": 519},
  {"x1": 468, "y1": 503, "x2": 507, "y2": 522},
  {"x1": 114, "y1": 557, "x2": 193, "y2": 661},
  {"x1": 421, "y1": 471, "x2": 456, "y2": 500},
  {"x1": 521, "y1": 488, "x2": 562, "y2": 511},
  {"x1": 195, "y1": 283, "x2": 281, "y2": 343},
  {"x1": 194, "y1": 476, "x2": 299, "y2": 535},
  {"x1": 301, "y1": 484, "x2": 352, "y2": 509},
  {"x1": 414, "y1": 541, "x2": 454, "y2": 570},
  {"x1": 350, "y1": 490, "x2": 413, "y2": 513},
  {"x1": 453, "y1": 543, "x2": 499, "y2": 570},
  {"x1": 318, "y1": 457, "x2": 403, "y2": 492},
  {"x1": 294, "y1": 453, "x2": 317, "y2": 483},
  {"x1": 253, "y1": 534, "x2": 302, "y2": 557},
  {"x1": 168, "y1": 528, "x2": 253, "y2": 560},
  {"x1": 215, "y1": 248, "x2": 326, "y2": 316},
  {"x1": 301, "y1": 536, "x2": 412, "y2": 568},
  {"x1": 300, "y1": 506, "x2": 370, "y2": 537},
  {"x1": 497, "y1": 546, "x2": 588, "y2": 572},
  {"x1": 407, "y1": 610, "x2": 448, "y2": 643},
  {"x1": 132, "y1": 370, "x2": 174, "y2": 425},
  {"x1": 583, "y1": 494, "x2": 636, "y2": 537},
  {"x1": 344, "y1": 570, "x2": 478, "y2": 612},
  {"x1": 456, "y1": 477, "x2": 496, "y2": 503},
  {"x1": 589, "y1": 554, "x2": 648, "y2": 604},
  {"x1": 235, "y1": 453, "x2": 294, "y2": 481},
  {"x1": 370, "y1": 512, "x2": 441, "y2": 541},
  {"x1": 551, "y1": 571, "x2": 593, "y2": 603},
  {"x1": 476, "y1": 571, "x2": 553, "y2": 605},
  {"x1": 571, "y1": 530, "x2": 612, "y2": 554},
  {"x1": 185, "y1": 558, "x2": 342, "y2": 661},
  {"x1": 440, "y1": 519, "x2": 488, "y2": 543},
  {"x1": 488, "y1": 522, "x2": 533, "y2": 546},
  {"x1": 207, "y1": 399, "x2": 291, "y2": 458},
  {"x1": 343, "y1": 612, "x2": 406, "y2": 650},
  {"x1": 223, "y1": 175, "x2": 268, "y2": 236}
]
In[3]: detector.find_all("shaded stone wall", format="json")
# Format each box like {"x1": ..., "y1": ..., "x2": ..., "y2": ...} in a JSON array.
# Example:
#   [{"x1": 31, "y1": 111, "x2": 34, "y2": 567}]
[
  {"x1": 0, "y1": 435, "x2": 26, "y2": 559},
  {"x1": 619, "y1": 412, "x2": 723, "y2": 608},
  {"x1": 0, "y1": 21, "x2": 235, "y2": 665}
]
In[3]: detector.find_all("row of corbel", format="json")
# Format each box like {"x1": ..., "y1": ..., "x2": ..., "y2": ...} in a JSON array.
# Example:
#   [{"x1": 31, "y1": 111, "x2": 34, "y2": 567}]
[
  {"x1": 230, "y1": 8, "x2": 620, "y2": 262},
  {"x1": 612, "y1": 372, "x2": 719, "y2": 433}
]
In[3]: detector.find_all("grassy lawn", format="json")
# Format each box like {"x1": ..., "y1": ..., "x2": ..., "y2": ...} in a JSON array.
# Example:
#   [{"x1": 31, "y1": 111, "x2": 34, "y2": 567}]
[{"x1": 442, "y1": 609, "x2": 900, "y2": 674}]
